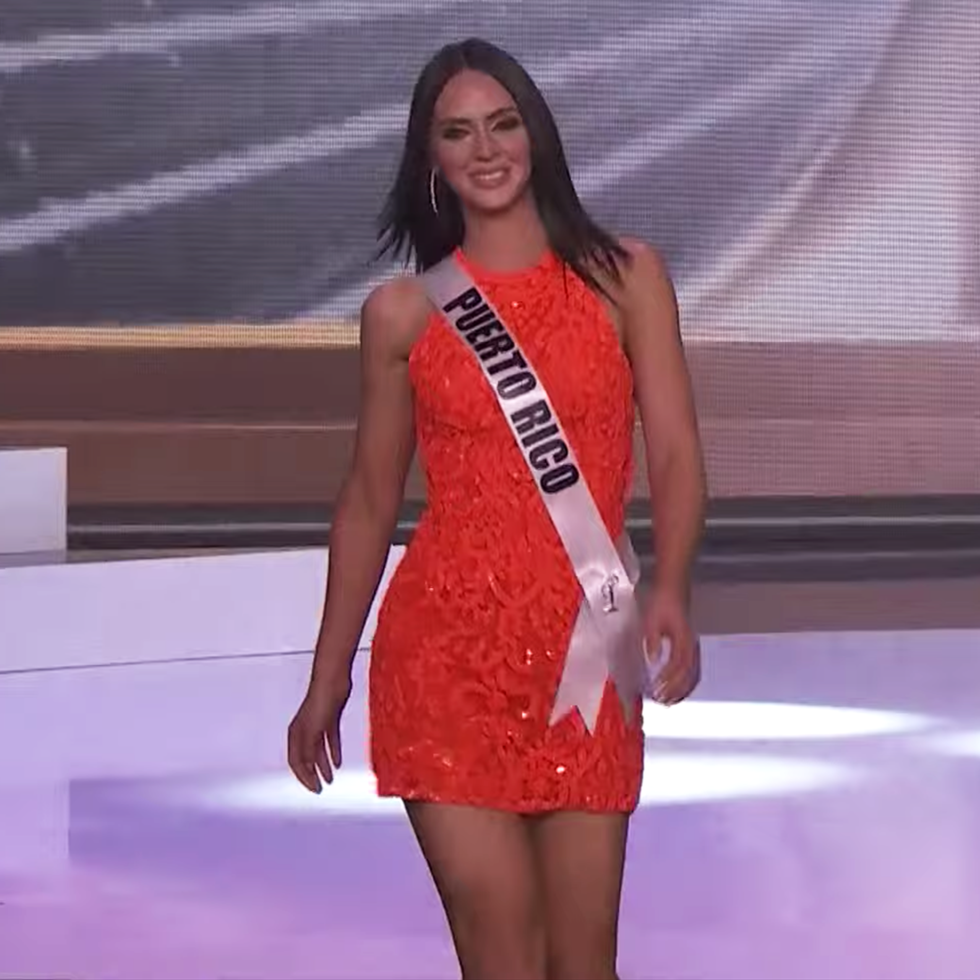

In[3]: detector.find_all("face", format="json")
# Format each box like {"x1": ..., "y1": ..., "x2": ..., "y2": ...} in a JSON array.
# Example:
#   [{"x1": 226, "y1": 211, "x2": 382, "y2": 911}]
[{"x1": 430, "y1": 69, "x2": 533, "y2": 216}]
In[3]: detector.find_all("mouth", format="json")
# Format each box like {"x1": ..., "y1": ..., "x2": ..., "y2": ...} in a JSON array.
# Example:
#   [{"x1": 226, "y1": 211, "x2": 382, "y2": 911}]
[{"x1": 469, "y1": 168, "x2": 511, "y2": 190}]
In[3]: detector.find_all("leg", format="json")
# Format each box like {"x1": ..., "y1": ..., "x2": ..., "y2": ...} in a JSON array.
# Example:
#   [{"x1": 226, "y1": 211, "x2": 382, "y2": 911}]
[
  {"x1": 530, "y1": 810, "x2": 630, "y2": 980},
  {"x1": 405, "y1": 801, "x2": 547, "y2": 980}
]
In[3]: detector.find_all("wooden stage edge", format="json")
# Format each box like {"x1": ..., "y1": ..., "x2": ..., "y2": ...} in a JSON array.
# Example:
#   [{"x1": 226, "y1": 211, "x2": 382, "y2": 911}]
[
  {"x1": 0, "y1": 323, "x2": 359, "y2": 350},
  {"x1": 0, "y1": 332, "x2": 977, "y2": 505}
]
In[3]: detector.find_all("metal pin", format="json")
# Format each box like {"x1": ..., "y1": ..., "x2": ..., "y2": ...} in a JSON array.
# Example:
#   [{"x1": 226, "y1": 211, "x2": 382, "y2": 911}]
[{"x1": 601, "y1": 574, "x2": 619, "y2": 614}]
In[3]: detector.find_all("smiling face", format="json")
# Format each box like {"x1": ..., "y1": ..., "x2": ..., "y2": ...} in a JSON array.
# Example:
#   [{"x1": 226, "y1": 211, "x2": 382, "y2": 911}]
[{"x1": 430, "y1": 69, "x2": 534, "y2": 217}]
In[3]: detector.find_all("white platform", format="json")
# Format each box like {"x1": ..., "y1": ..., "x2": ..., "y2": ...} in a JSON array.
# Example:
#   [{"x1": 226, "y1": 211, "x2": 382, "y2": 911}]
[
  {"x1": 0, "y1": 547, "x2": 403, "y2": 881},
  {"x1": 0, "y1": 447, "x2": 67, "y2": 555},
  {"x1": 0, "y1": 546, "x2": 406, "y2": 837},
  {"x1": 0, "y1": 546, "x2": 405, "y2": 675}
]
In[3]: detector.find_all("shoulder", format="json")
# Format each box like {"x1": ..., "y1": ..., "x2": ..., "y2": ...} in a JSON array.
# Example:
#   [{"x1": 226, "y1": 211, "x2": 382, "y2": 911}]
[
  {"x1": 604, "y1": 238, "x2": 680, "y2": 359},
  {"x1": 587, "y1": 237, "x2": 674, "y2": 310},
  {"x1": 614, "y1": 237, "x2": 674, "y2": 302},
  {"x1": 359, "y1": 274, "x2": 432, "y2": 360},
  {"x1": 361, "y1": 275, "x2": 431, "y2": 331}
]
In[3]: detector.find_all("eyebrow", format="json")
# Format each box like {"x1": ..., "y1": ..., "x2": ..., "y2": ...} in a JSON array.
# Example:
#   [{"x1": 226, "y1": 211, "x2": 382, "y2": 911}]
[{"x1": 436, "y1": 106, "x2": 519, "y2": 127}]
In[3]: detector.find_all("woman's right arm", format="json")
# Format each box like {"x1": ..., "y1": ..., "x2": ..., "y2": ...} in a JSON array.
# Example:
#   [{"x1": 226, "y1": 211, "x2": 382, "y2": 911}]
[{"x1": 307, "y1": 278, "x2": 427, "y2": 691}]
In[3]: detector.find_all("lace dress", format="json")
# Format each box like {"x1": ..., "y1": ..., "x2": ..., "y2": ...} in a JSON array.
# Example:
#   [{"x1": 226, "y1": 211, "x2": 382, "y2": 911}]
[{"x1": 368, "y1": 248, "x2": 644, "y2": 813}]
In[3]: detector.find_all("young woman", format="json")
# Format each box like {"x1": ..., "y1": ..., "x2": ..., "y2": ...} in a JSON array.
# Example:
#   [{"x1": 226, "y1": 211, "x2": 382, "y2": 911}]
[{"x1": 288, "y1": 38, "x2": 706, "y2": 980}]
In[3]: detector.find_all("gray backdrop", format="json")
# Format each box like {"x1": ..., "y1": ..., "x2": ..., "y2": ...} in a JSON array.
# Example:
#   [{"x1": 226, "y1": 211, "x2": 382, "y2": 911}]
[{"x1": 2, "y1": 0, "x2": 976, "y2": 336}]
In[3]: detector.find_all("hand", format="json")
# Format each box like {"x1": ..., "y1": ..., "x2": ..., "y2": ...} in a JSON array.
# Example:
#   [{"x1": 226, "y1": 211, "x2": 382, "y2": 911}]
[
  {"x1": 287, "y1": 671, "x2": 352, "y2": 793},
  {"x1": 644, "y1": 587, "x2": 700, "y2": 706}
]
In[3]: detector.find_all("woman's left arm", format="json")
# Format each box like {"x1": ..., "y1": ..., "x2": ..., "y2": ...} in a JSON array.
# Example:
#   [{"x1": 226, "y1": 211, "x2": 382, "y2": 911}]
[{"x1": 619, "y1": 240, "x2": 708, "y2": 703}]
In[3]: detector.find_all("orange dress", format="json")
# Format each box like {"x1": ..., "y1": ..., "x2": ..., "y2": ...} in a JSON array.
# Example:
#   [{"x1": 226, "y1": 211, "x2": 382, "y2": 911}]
[{"x1": 368, "y1": 248, "x2": 644, "y2": 813}]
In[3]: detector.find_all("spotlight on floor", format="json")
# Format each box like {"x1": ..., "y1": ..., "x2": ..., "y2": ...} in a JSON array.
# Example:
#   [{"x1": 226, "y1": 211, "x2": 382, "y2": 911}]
[
  {"x1": 193, "y1": 751, "x2": 857, "y2": 819},
  {"x1": 920, "y1": 729, "x2": 980, "y2": 759},
  {"x1": 204, "y1": 769, "x2": 403, "y2": 817},
  {"x1": 643, "y1": 700, "x2": 935, "y2": 742},
  {"x1": 638, "y1": 753, "x2": 854, "y2": 806}
]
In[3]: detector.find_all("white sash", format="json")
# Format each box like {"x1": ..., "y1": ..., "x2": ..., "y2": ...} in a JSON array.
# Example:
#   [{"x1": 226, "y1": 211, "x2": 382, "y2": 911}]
[{"x1": 421, "y1": 255, "x2": 654, "y2": 734}]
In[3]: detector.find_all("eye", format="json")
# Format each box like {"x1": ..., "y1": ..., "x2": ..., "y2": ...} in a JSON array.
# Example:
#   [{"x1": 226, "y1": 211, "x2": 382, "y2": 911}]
[
  {"x1": 494, "y1": 115, "x2": 522, "y2": 132},
  {"x1": 440, "y1": 125, "x2": 469, "y2": 141}
]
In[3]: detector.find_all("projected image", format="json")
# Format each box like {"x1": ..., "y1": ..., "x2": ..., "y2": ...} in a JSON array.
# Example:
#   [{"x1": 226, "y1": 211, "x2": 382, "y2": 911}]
[{"x1": 0, "y1": 0, "x2": 976, "y2": 338}]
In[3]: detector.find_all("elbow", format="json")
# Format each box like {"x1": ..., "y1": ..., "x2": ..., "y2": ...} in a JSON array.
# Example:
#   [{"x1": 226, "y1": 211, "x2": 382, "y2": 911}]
[
  {"x1": 652, "y1": 443, "x2": 707, "y2": 513},
  {"x1": 338, "y1": 468, "x2": 401, "y2": 533},
  {"x1": 685, "y1": 454, "x2": 709, "y2": 531}
]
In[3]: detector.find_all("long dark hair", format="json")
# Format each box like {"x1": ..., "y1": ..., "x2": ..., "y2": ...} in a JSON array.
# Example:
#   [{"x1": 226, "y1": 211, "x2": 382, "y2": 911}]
[{"x1": 377, "y1": 38, "x2": 627, "y2": 295}]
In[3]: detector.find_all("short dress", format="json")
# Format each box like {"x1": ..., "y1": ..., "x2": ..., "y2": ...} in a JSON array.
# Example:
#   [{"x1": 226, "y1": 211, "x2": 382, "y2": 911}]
[{"x1": 368, "y1": 247, "x2": 644, "y2": 813}]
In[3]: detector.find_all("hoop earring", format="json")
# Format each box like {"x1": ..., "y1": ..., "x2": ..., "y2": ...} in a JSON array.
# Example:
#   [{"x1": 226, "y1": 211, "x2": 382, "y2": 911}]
[{"x1": 429, "y1": 169, "x2": 440, "y2": 216}]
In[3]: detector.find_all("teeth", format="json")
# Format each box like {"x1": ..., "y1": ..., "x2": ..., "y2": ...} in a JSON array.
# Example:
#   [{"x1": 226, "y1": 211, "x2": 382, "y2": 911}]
[{"x1": 473, "y1": 170, "x2": 507, "y2": 183}]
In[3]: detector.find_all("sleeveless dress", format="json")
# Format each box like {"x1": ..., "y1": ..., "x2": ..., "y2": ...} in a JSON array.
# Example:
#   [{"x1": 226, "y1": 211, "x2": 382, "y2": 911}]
[{"x1": 368, "y1": 247, "x2": 644, "y2": 813}]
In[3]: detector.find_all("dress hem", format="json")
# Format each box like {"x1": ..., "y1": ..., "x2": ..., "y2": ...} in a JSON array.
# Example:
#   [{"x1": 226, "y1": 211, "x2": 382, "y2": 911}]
[{"x1": 374, "y1": 782, "x2": 639, "y2": 816}]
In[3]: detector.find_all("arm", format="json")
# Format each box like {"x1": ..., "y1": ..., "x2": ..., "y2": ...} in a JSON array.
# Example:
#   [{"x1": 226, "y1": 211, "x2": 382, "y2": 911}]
[
  {"x1": 308, "y1": 278, "x2": 426, "y2": 689},
  {"x1": 620, "y1": 240, "x2": 707, "y2": 603}
]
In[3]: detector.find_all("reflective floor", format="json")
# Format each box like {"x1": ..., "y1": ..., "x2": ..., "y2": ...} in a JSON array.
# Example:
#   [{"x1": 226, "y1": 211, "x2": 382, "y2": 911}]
[{"x1": 3, "y1": 626, "x2": 980, "y2": 979}]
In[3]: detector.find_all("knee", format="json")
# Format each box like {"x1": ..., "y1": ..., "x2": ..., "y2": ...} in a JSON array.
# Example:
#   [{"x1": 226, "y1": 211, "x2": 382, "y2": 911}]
[
  {"x1": 547, "y1": 958, "x2": 617, "y2": 980},
  {"x1": 449, "y1": 898, "x2": 546, "y2": 980},
  {"x1": 546, "y1": 930, "x2": 618, "y2": 980}
]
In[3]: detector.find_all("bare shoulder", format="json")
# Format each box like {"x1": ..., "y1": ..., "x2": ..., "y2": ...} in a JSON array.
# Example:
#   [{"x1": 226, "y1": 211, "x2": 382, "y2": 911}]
[
  {"x1": 615, "y1": 237, "x2": 674, "y2": 302},
  {"x1": 589, "y1": 237, "x2": 673, "y2": 310},
  {"x1": 602, "y1": 237, "x2": 682, "y2": 367},
  {"x1": 360, "y1": 275, "x2": 432, "y2": 362}
]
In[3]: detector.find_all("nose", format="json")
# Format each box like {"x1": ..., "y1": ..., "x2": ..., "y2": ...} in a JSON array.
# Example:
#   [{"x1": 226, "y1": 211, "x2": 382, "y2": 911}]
[{"x1": 473, "y1": 124, "x2": 497, "y2": 160}]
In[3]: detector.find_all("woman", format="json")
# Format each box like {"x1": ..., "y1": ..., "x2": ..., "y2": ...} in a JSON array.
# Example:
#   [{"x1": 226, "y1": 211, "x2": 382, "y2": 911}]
[{"x1": 288, "y1": 38, "x2": 706, "y2": 980}]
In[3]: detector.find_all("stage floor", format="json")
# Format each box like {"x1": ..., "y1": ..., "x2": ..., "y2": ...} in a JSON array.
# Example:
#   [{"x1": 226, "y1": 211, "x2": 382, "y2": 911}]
[{"x1": 3, "y1": 615, "x2": 980, "y2": 978}]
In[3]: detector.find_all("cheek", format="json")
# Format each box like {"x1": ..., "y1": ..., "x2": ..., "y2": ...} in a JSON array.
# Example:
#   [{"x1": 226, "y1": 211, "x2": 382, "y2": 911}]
[
  {"x1": 501, "y1": 132, "x2": 532, "y2": 170},
  {"x1": 432, "y1": 141, "x2": 470, "y2": 180}
]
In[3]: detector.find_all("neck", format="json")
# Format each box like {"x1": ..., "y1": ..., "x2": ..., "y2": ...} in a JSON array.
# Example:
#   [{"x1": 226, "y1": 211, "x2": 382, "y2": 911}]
[{"x1": 461, "y1": 195, "x2": 549, "y2": 273}]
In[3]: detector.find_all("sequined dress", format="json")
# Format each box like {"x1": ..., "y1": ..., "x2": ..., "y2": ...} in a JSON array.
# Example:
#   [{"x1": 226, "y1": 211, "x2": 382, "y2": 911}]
[{"x1": 368, "y1": 248, "x2": 644, "y2": 813}]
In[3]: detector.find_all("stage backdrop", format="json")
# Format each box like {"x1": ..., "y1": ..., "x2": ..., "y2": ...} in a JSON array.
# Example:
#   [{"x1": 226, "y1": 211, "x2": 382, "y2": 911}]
[{"x1": 0, "y1": 0, "x2": 978, "y2": 506}]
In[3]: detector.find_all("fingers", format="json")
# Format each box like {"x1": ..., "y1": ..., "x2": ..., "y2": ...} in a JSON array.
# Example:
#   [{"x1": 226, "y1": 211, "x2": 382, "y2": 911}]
[
  {"x1": 287, "y1": 693, "x2": 348, "y2": 793},
  {"x1": 326, "y1": 723, "x2": 343, "y2": 773},
  {"x1": 288, "y1": 725, "x2": 343, "y2": 792},
  {"x1": 288, "y1": 720, "x2": 326, "y2": 794},
  {"x1": 645, "y1": 628, "x2": 666, "y2": 672},
  {"x1": 652, "y1": 630, "x2": 700, "y2": 706},
  {"x1": 315, "y1": 734, "x2": 333, "y2": 786},
  {"x1": 288, "y1": 738, "x2": 323, "y2": 794}
]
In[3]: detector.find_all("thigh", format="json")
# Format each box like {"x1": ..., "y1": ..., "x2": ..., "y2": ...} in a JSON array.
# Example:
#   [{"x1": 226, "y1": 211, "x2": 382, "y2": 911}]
[
  {"x1": 405, "y1": 801, "x2": 546, "y2": 980},
  {"x1": 530, "y1": 810, "x2": 630, "y2": 980}
]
